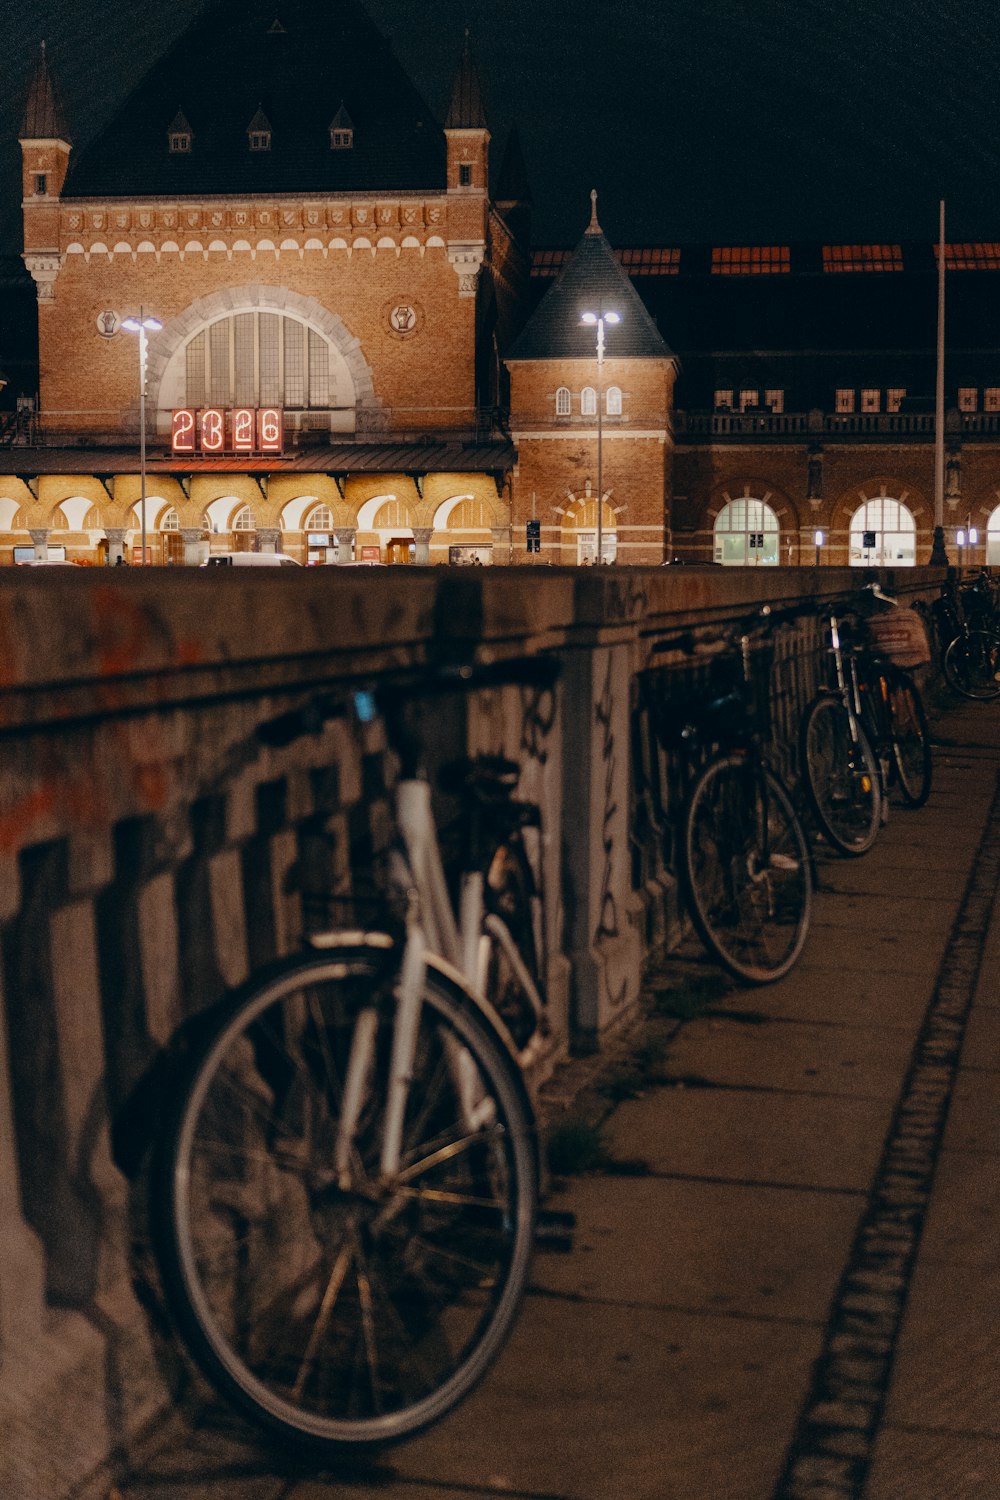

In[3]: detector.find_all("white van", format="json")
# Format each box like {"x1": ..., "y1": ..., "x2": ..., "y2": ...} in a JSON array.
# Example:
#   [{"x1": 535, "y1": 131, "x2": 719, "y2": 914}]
[{"x1": 200, "y1": 552, "x2": 301, "y2": 568}]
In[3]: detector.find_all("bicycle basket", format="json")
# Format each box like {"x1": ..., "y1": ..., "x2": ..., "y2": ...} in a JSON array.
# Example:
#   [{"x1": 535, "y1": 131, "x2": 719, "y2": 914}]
[{"x1": 863, "y1": 607, "x2": 931, "y2": 668}]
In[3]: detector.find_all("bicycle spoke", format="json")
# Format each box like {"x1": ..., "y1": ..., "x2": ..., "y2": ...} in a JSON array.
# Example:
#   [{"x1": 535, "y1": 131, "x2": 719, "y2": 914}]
[{"x1": 291, "y1": 1239, "x2": 355, "y2": 1401}]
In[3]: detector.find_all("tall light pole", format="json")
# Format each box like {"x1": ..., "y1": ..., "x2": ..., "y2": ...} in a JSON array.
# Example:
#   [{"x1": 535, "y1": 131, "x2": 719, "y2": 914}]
[
  {"x1": 930, "y1": 200, "x2": 949, "y2": 566},
  {"x1": 581, "y1": 308, "x2": 619, "y2": 564},
  {"x1": 122, "y1": 309, "x2": 162, "y2": 564}
]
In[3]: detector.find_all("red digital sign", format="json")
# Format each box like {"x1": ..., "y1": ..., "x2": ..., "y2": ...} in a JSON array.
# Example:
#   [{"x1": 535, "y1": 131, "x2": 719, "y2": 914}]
[{"x1": 171, "y1": 408, "x2": 284, "y2": 456}]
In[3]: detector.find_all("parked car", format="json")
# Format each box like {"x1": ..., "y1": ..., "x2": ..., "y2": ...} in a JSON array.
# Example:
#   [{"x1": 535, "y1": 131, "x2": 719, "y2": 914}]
[{"x1": 200, "y1": 552, "x2": 301, "y2": 567}]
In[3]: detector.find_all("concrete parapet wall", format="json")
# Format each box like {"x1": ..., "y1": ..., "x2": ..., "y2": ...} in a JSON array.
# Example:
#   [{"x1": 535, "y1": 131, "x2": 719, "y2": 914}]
[{"x1": 0, "y1": 563, "x2": 941, "y2": 1496}]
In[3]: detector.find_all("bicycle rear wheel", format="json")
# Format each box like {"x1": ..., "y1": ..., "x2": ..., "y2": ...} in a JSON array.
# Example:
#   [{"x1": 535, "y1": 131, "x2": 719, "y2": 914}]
[
  {"x1": 942, "y1": 630, "x2": 1000, "y2": 700},
  {"x1": 886, "y1": 670, "x2": 933, "y2": 808},
  {"x1": 683, "y1": 754, "x2": 812, "y2": 984},
  {"x1": 154, "y1": 949, "x2": 537, "y2": 1451},
  {"x1": 800, "y1": 694, "x2": 882, "y2": 857}
]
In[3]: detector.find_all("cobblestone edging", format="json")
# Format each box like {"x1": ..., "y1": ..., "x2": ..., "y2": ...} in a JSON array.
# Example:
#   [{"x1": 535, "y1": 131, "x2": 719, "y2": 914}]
[{"x1": 772, "y1": 767, "x2": 1000, "y2": 1500}]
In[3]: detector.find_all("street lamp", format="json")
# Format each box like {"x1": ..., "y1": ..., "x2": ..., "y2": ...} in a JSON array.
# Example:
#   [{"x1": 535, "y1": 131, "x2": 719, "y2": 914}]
[
  {"x1": 814, "y1": 529, "x2": 824, "y2": 567},
  {"x1": 122, "y1": 309, "x2": 162, "y2": 564},
  {"x1": 580, "y1": 308, "x2": 620, "y2": 564},
  {"x1": 957, "y1": 527, "x2": 966, "y2": 572}
]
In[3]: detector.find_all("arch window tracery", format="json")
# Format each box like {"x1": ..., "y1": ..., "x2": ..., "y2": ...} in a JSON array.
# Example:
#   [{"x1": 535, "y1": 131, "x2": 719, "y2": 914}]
[
  {"x1": 713, "y1": 496, "x2": 780, "y2": 565},
  {"x1": 555, "y1": 386, "x2": 571, "y2": 416},
  {"x1": 183, "y1": 311, "x2": 333, "y2": 409},
  {"x1": 848, "y1": 496, "x2": 916, "y2": 566},
  {"x1": 581, "y1": 387, "x2": 597, "y2": 417}
]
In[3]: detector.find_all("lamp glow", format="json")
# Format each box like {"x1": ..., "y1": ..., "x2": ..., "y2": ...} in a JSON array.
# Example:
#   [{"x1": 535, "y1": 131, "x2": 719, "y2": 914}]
[{"x1": 580, "y1": 307, "x2": 620, "y2": 565}]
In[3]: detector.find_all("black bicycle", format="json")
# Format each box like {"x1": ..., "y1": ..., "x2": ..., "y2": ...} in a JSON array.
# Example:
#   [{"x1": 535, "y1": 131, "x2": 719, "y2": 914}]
[
  {"x1": 645, "y1": 605, "x2": 813, "y2": 984},
  {"x1": 931, "y1": 574, "x2": 1000, "y2": 701}
]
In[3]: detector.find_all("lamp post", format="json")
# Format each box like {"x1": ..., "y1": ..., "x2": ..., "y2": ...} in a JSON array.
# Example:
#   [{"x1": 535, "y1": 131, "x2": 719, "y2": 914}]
[
  {"x1": 957, "y1": 527, "x2": 966, "y2": 572},
  {"x1": 122, "y1": 309, "x2": 162, "y2": 565},
  {"x1": 814, "y1": 528, "x2": 824, "y2": 567},
  {"x1": 580, "y1": 308, "x2": 620, "y2": 564}
]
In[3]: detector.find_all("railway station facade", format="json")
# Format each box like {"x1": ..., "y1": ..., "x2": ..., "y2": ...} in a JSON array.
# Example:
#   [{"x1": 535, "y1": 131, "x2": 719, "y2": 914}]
[{"x1": 5, "y1": 0, "x2": 1000, "y2": 568}]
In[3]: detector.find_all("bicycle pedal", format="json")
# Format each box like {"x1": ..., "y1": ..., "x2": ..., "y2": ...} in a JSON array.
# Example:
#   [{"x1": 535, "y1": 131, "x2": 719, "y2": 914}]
[{"x1": 534, "y1": 1207, "x2": 577, "y2": 1253}]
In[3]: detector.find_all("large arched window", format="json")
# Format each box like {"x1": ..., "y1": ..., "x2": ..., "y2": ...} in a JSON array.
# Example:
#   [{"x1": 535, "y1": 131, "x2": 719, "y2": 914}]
[
  {"x1": 849, "y1": 497, "x2": 916, "y2": 566},
  {"x1": 183, "y1": 311, "x2": 334, "y2": 409},
  {"x1": 581, "y1": 387, "x2": 597, "y2": 417},
  {"x1": 555, "y1": 386, "x2": 571, "y2": 416},
  {"x1": 713, "y1": 497, "x2": 780, "y2": 565},
  {"x1": 987, "y1": 503, "x2": 1000, "y2": 565},
  {"x1": 606, "y1": 386, "x2": 622, "y2": 416}
]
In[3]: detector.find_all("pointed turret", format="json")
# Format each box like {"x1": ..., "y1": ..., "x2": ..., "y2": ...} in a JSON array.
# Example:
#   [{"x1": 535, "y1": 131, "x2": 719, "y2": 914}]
[
  {"x1": 443, "y1": 29, "x2": 490, "y2": 298},
  {"x1": 19, "y1": 43, "x2": 72, "y2": 304}
]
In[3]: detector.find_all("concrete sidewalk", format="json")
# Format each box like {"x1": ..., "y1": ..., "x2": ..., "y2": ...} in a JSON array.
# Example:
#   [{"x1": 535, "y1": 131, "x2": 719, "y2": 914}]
[{"x1": 96, "y1": 695, "x2": 1000, "y2": 1500}]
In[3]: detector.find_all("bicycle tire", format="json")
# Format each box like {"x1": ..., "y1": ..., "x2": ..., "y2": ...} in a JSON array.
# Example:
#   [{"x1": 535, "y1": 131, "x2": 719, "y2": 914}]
[
  {"x1": 683, "y1": 754, "x2": 812, "y2": 984},
  {"x1": 153, "y1": 947, "x2": 537, "y2": 1452},
  {"x1": 886, "y1": 670, "x2": 933, "y2": 808},
  {"x1": 800, "y1": 694, "x2": 882, "y2": 857},
  {"x1": 942, "y1": 630, "x2": 1000, "y2": 700}
]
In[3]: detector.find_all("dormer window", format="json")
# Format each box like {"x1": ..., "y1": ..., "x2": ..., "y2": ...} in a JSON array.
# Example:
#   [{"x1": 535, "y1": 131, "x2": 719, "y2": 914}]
[
  {"x1": 168, "y1": 110, "x2": 193, "y2": 154},
  {"x1": 329, "y1": 103, "x2": 354, "y2": 150},
  {"x1": 247, "y1": 107, "x2": 272, "y2": 152}
]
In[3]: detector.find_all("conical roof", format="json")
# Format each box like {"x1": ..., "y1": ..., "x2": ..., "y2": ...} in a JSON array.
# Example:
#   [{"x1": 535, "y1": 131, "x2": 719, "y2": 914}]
[
  {"x1": 20, "y1": 42, "x2": 69, "y2": 141},
  {"x1": 64, "y1": 0, "x2": 444, "y2": 197},
  {"x1": 506, "y1": 194, "x2": 673, "y2": 361},
  {"x1": 444, "y1": 30, "x2": 488, "y2": 130}
]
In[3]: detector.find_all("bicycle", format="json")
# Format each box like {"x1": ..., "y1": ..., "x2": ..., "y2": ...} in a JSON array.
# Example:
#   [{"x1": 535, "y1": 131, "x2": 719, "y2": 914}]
[
  {"x1": 930, "y1": 574, "x2": 1000, "y2": 701},
  {"x1": 854, "y1": 583, "x2": 934, "y2": 808},
  {"x1": 800, "y1": 607, "x2": 883, "y2": 857},
  {"x1": 644, "y1": 605, "x2": 813, "y2": 984},
  {"x1": 152, "y1": 655, "x2": 560, "y2": 1453}
]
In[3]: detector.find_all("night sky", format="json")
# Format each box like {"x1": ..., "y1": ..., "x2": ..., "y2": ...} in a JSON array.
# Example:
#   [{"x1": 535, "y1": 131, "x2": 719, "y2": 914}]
[{"x1": 4, "y1": 0, "x2": 1000, "y2": 259}]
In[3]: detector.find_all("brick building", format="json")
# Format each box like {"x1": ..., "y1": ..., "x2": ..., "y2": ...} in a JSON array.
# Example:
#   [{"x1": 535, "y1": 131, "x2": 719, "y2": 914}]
[{"x1": 4, "y1": 0, "x2": 1000, "y2": 568}]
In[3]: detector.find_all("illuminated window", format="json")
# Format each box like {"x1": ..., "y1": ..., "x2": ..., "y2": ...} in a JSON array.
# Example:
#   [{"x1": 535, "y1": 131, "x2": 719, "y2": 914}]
[
  {"x1": 161, "y1": 508, "x2": 180, "y2": 530},
  {"x1": 958, "y1": 388, "x2": 978, "y2": 412},
  {"x1": 606, "y1": 386, "x2": 622, "y2": 415},
  {"x1": 940, "y1": 243, "x2": 1000, "y2": 270},
  {"x1": 306, "y1": 505, "x2": 334, "y2": 531},
  {"x1": 714, "y1": 389, "x2": 734, "y2": 410},
  {"x1": 986, "y1": 388, "x2": 1000, "y2": 412},
  {"x1": 711, "y1": 246, "x2": 790, "y2": 275},
  {"x1": 836, "y1": 389, "x2": 855, "y2": 413},
  {"x1": 887, "y1": 388, "x2": 906, "y2": 412},
  {"x1": 739, "y1": 389, "x2": 759, "y2": 411},
  {"x1": 861, "y1": 389, "x2": 881, "y2": 413},
  {"x1": 619, "y1": 247, "x2": 681, "y2": 276},
  {"x1": 849, "y1": 497, "x2": 916, "y2": 567},
  {"x1": 555, "y1": 386, "x2": 571, "y2": 416},
  {"x1": 822, "y1": 244, "x2": 903, "y2": 272},
  {"x1": 531, "y1": 249, "x2": 568, "y2": 278},
  {"x1": 182, "y1": 311, "x2": 332, "y2": 409},
  {"x1": 232, "y1": 506, "x2": 256, "y2": 531},
  {"x1": 713, "y1": 497, "x2": 780, "y2": 566},
  {"x1": 765, "y1": 389, "x2": 784, "y2": 413},
  {"x1": 581, "y1": 387, "x2": 597, "y2": 416}
]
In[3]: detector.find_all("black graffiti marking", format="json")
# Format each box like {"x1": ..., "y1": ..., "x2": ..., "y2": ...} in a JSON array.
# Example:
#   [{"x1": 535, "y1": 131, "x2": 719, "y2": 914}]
[
  {"x1": 519, "y1": 683, "x2": 556, "y2": 767},
  {"x1": 594, "y1": 654, "x2": 620, "y2": 946},
  {"x1": 606, "y1": 574, "x2": 650, "y2": 623}
]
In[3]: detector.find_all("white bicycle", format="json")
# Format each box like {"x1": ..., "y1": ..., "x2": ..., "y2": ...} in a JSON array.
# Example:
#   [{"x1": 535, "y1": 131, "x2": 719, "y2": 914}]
[{"x1": 153, "y1": 657, "x2": 559, "y2": 1452}]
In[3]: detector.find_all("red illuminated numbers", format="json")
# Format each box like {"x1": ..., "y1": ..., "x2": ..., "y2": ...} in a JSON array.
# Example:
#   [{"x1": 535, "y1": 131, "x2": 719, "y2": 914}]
[
  {"x1": 172, "y1": 408, "x2": 196, "y2": 453},
  {"x1": 258, "y1": 407, "x2": 283, "y2": 453},
  {"x1": 201, "y1": 408, "x2": 225, "y2": 452},
  {"x1": 232, "y1": 407, "x2": 255, "y2": 452}
]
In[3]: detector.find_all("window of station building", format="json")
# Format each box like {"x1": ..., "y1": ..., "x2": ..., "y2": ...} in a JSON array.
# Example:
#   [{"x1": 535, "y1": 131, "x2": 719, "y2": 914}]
[
  {"x1": 606, "y1": 386, "x2": 622, "y2": 415},
  {"x1": 247, "y1": 109, "x2": 273, "y2": 152},
  {"x1": 555, "y1": 386, "x2": 571, "y2": 416},
  {"x1": 822, "y1": 244, "x2": 903, "y2": 273},
  {"x1": 941, "y1": 242, "x2": 1000, "y2": 271},
  {"x1": 169, "y1": 131, "x2": 191, "y2": 154},
  {"x1": 765, "y1": 389, "x2": 784, "y2": 413},
  {"x1": 861, "y1": 388, "x2": 881, "y2": 413},
  {"x1": 739, "y1": 388, "x2": 759, "y2": 411},
  {"x1": 835, "y1": 388, "x2": 856, "y2": 413},
  {"x1": 713, "y1": 497, "x2": 780, "y2": 566},
  {"x1": 183, "y1": 312, "x2": 333, "y2": 410},
  {"x1": 232, "y1": 506, "x2": 256, "y2": 531},
  {"x1": 330, "y1": 128, "x2": 353, "y2": 149},
  {"x1": 959, "y1": 388, "x2": 978, "y2": 412},
  {"x1": 987, "y1": 503, "x2": 1000, "y2": 565},
  {"x1": 306, "y1": 504, "x2": 334, "y2": 531},
  {"x1": 34, "y1": 172, "x2": 47, "y2": 195},
  {"x1": 849, "y1": 497, "x2": 916, "y2": 567},
  {"x1": 711, "y1": 245, "x2": 790, "y2": 275},
  {"x1": 161, "y1": 508, "x2": 180, "y2": 530},
  {"x1": 581, "y1": 387, "x2": 597, "y2": 416},
  {"x1": 887, "y1": 388, "x2": 906, "y2": 413},
  {"x1": 714, "y1": 389, "x2": 735, "y2": 411},
  {"x1": 459, "y1": 163, "x2": 473, "y2": 186},
  {"x1": 986, "y1": 388, "x2": 1000, "y2": 412}
]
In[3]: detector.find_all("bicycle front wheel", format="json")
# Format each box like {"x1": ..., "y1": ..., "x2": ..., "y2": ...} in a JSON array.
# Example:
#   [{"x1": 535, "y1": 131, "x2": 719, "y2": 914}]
[
  {"x1": 886, "y1": 671, "x2": 933, "y2": 808},
  {"x1": 800, "y1": 694, "x2": 882, "y2": 857},
  {"x1": 943, "y1": 630, "x2": 1000, "y2": 700},
  {"x1": 154, "y1": 949, "x2": 537, "y2": 1452},
  {"x1": 683, "y1": 755, "x2": 812, "y2": 984}
]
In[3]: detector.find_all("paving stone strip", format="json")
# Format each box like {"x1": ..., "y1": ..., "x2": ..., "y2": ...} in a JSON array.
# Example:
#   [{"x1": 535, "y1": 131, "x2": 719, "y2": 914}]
[{"x1": 771, "y1": 765, "x2": 1000, "y2": 1500}]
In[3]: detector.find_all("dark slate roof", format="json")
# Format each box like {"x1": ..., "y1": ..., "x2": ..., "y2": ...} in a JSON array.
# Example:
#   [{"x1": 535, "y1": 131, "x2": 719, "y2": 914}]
[
  {"x1": 63, "y1": 0, "x2": 446, "y2": 199},
  {"x1": 494, "y1": 125, "x2": 531, "y2": 206},
  {"x1": 444, "y1": 32, "x2": 488, "y2": 131},
  {"x1": 0, "y1": 438, "x2": 516, "y2": 477},
  {"x1": 506, "y1": 199, "x2": 674, "y2": 362},
  {"x1": 20, "y1": 42, "x2": 68, "y2": 142}
]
